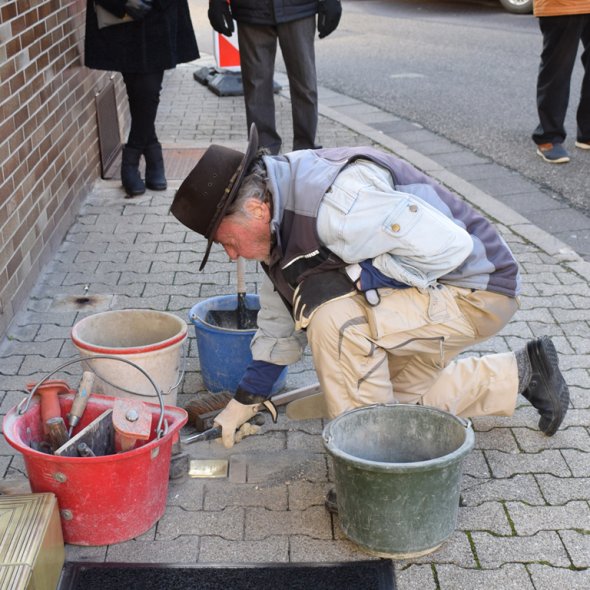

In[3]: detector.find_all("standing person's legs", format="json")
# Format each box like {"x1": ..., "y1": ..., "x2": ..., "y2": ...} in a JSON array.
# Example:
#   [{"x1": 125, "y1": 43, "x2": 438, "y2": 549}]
[
  {"x1": 123, "y1": 71, "x2": 164, "y2": 150},
  {"x1": 533, "y1": 15, "x2": 583, "y2": 145},
  {"x1": 237, "y1": 23, "x2": 282, "y2": 154},
  {"x1": 277, "y1": 16, "x2": 319, "y2": 150},
  {"x1": 120, "y1": 71, "x2": 165, "y2": 196},
  {"x1": 576, "y1": 15, "x2": 590, "y2": 145}
]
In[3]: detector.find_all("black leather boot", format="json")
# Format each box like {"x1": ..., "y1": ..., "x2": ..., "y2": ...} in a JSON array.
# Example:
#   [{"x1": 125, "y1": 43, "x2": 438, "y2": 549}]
[
  {"x1": 144, "y1": 142, "x2": 167, "y2": 190},
  {"x1": 121, "y1": 145, "x2": 145, "y2": 197},
  {"x1": 521, "y1": 336, "x2": 569, "y2": 436}
]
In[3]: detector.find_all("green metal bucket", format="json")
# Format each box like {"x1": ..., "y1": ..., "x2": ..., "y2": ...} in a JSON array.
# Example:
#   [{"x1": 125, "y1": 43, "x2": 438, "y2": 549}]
[{"x1": 323, "y1": 404, "x2": 474, "y2": 559}]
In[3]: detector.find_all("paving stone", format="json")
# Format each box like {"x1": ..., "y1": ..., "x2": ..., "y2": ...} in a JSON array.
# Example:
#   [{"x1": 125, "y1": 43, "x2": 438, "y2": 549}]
[
  {"x1": 528, "y1": 564, "x2": 590, "y2": 589},
  {"x1": 471, "y1": 531, "x2": 570, "y2": 568},
  {"x1": 395, "y1": 564, "x2": 437, "y2": 590},
  {"x1": 64, "y1": 545, "x2": 108, "y2": 562},
  {"x1": 203, "y1": 481, "x2": 287, "y2": 511},
  {"x1": 559, "y1": 530, "x2": 590, "y2": 568},
  {"x1": 166, "y1": 478, "x2": 205, "y2": 510},
  {"x1": 507, "y1": 500, "x2": 590, "y2": 535},
  {"x1": 245, "y1": 506, "x2": 332, "y2": 540},
  {"x1": 514, "y1": 426, "x2": 590, "y2": 452},
  {"x1": 288, "y1": 535, "x2": 371, "y2": 562},
  {"x1": 435, "y1": 563, "x2": 534, "y2": 589},
  {"x1": 461, "y1": 474, "x2": 544, "y2": 506},
  {"x1": 535, "y1": 474, "x2": 590, "y2": 504},
  {"x1": 473, "y1": 428, "x2": 518, "y2": 452},
  {"x1": 156, "y1": 506, "x2": 244, "y2": 541},
  {"x1": 485, "y1": 449, "x2": 570, "y2": 478},
  {"x1": 199, "y1": 535, "x2": 289, "y2": 563},
  {"x1": 245, "y1": 450, "x2": 328, "y2": 485},
  {"x1": 396, "y1": 531, "x2": 476, "y2": 568},
  {"x1": 562, "y1": 449, "x2": 590, "y2": 476},
  {"x1": 457, "y1": 502, "x2": 512, "y2": 535},
  {"x1": 286, "y1": 431, "x2": 325, "y2": 452},
  {"x1": 462, "y1": 450, "x2": 491, "y2": 478},
  {"x1": 0, "y1": 355, "x2": 24, "y2": 375},
  {"x1": 106, "y1": 536, "x2": 199, "y2": 563},
  {"x1": 287, "y1": 480, "x2": 332, "y2": 511}
]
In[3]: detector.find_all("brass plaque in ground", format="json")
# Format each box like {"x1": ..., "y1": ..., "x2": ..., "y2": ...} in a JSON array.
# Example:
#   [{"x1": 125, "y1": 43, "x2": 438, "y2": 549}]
[
  {"x1": 189, "y1": 459, "x2": 229, "y2": 478},
  {"x1": 102, "y1": 147, "x2": 206, "y2": 181}
]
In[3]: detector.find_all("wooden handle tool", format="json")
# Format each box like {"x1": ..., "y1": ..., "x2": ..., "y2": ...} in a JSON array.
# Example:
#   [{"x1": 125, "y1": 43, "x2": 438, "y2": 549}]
[{"x1": 67, "y1": 371, "x2": 95, "y2": 436}]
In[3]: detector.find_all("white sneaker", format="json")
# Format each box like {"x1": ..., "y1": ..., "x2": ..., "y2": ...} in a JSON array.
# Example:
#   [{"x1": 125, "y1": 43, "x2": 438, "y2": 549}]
[{"x1": 575, "y1": 140, "x2": 590, "y2": 150}]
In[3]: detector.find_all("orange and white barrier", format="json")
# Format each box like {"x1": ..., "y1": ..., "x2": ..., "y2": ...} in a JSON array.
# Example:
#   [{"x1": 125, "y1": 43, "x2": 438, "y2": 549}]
[{"x1": 213, "y1": 26, "x2": 240, "y2": 72}]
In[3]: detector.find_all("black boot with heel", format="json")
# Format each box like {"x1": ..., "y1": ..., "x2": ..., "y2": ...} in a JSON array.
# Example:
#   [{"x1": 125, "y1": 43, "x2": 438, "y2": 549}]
[
  {"x1": 121, "y1": 145, "x2": 145, "y2": 197},
  {"x1": 144, "y1": 142, "x2": 167, "y2": 190}
]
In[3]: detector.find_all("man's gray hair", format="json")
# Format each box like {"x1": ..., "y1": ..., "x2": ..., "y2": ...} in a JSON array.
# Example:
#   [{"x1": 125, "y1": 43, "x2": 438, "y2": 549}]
[{"x1": 227, "y1": 155, "x2": 270, "y2": 218}]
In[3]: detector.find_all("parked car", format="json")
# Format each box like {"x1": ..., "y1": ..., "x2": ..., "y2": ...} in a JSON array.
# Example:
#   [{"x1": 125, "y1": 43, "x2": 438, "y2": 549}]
[{"x1": 499, "y1": 0, "x2": 533, "y2": 14}]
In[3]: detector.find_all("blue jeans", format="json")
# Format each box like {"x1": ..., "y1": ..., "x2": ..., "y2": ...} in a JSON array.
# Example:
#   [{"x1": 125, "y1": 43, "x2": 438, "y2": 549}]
[{"x1": 533, "y1": 14, "x2": 590, "y2": 145}]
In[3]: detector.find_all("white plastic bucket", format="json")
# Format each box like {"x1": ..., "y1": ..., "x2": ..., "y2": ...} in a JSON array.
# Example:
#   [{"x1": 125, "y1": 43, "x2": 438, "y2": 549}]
[{"x1": 71, "y1": 309, "x2": 187, "y2": 405}]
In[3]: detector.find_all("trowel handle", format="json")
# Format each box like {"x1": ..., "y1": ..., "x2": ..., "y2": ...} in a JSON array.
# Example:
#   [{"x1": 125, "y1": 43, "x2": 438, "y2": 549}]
[
  {"x1": 237, "y1": 257, "x2": 246, "y2": 294},
  {"x1": 68, "y1": 371, "x2": 94, "y2": 433}
]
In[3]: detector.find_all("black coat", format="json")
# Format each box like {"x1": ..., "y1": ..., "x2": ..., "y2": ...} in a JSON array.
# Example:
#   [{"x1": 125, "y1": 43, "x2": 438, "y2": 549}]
[
  {"x1": 84, "y1": 0, "x2": 199, "y2": 73},
  {"x1": 229, "y1": 0, "x2": 318, "y2": 25}
]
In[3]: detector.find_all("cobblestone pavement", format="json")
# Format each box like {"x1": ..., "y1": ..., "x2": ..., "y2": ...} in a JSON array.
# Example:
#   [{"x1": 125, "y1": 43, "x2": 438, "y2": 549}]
[{"x1": 1, "y1": 59, "x2": 589, "y2": 589}]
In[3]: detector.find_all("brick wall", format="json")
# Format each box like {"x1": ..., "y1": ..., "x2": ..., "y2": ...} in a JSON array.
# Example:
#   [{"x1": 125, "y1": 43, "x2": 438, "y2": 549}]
[{"x1": 0, "y1": 0, "x2": 128, "y2": 337}]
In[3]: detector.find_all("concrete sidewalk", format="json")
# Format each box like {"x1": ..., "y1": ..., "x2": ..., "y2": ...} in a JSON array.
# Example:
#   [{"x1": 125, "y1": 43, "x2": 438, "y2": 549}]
[{"x1": 1, "y1": 58, "x2": 590, "y2": 589}]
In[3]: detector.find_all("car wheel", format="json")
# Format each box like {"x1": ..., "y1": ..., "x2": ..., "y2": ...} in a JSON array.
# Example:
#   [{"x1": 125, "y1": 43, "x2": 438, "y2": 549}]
[{"x1": 499, "y1": 0, "x2": 533, "y2": 14}]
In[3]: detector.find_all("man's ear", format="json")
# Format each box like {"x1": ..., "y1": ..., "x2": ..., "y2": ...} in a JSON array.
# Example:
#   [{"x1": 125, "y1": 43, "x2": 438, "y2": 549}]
[{"x1": 244, "y1": 198, "x2": 270, "y2": 221}]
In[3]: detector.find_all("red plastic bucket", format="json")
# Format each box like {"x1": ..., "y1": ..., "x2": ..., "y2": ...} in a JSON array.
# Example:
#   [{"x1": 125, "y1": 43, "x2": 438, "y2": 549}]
[{"x1": 3, "y1": 391, "x2": 187, "y2": 546}]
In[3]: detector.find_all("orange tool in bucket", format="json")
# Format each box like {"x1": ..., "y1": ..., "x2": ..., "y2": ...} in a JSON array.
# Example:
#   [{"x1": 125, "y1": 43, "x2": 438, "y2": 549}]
[{"x1": 2, "y1": 356, "x2": 187, "y2": 546}]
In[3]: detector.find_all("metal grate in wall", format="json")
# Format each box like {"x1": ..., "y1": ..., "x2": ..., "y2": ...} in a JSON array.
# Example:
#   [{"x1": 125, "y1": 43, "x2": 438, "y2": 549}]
[{"x1": 95, "y1": 80, "x2": 122, "y2": 179}]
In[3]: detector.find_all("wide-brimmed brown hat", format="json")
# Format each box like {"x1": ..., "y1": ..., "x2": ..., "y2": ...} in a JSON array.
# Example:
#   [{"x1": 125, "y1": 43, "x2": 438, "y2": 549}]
[{"x1": 170, "y1": 123, "x2": 259, "y2": 270}]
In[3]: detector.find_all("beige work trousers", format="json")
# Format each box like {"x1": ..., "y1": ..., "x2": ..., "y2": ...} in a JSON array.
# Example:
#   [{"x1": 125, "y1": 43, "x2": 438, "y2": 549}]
[{"x1": 306, "y1": 285, "x2": 520, "y2": 420}]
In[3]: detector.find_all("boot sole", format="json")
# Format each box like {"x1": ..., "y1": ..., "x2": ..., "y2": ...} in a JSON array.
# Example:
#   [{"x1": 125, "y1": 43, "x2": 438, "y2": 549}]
[
  {"x1": 530, "y1": 337, "x2": 569, "y2": 436},
  {"x1": 124, "y1": 188, "x2": 146, "y2": 198},
  {"x1": 145, "y1": 182, "x2": 167, "y2": 191}
]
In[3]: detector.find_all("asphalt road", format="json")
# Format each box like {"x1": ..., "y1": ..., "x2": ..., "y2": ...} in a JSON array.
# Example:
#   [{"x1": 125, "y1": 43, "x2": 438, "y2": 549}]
[
  {"x1": 190, "y1": 0, "x2": 588, "y2": 215},
  {"x1": 313, "y1": 0, "x2": 588, "y2": 214}
]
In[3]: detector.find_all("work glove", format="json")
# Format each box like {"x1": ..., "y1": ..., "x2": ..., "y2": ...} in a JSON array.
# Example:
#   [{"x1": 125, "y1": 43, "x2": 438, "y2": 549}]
[
  {"x1": 345, "y1": 260, "x2": 409, "y2": 306},
  {"x1": 208, "y1": 0, "x2": 234, "y2": 36},
  {"x1": 317, "y1": 0, "x2": 342, "y2": 39},
  {"x1": 124, "y1": 0, "x2": 153, "y2": 20},
  {"x1": 214, "y1": 392, "x2": 277, "y2": 449},
  {"x1": 292, "y1": 270, "x2": 356, "y2": 330}
]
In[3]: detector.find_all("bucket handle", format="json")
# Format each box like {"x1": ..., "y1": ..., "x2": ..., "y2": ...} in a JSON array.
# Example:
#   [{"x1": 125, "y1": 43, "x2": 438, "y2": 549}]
[
  {"x1": 456, "y1": 416, "x2": 472, "y2": 430},
  {"x1": 85, "y1": 339, "x2": 187, "y2": 399},
  {"x1": 17, "y1": 355, "x2": 168, "y2": 439}
]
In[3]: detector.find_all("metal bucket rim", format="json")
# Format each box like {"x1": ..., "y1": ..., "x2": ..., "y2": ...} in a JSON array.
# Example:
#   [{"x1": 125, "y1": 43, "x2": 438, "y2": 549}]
[
  {"x1": 322, "y1": 403, "x2": 475, "y2": 473},
  {"x1": 3, "y1": 392, "x2": 188, "y2": 463},
  {"x1": 189, "y1": 295, "x2": 259, "y2": 334}
]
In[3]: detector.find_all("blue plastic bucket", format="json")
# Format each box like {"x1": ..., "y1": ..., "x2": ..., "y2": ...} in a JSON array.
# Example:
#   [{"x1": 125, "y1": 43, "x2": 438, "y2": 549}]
[{"x1": 189, "y1": 294, "x2": 287, "y2": 394}]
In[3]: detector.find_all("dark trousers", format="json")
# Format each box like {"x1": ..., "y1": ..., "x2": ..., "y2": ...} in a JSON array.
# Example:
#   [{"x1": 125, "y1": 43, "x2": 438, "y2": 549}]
[
  {"x1": 533, "y1": 14, "x2": 590, "y2": 145},
  {"x1": 122, "y1": 71, "x2": 165, "y2": 150},
  {"x1": 237, "y1": 16, "x2": 318, "y2": 154}
]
